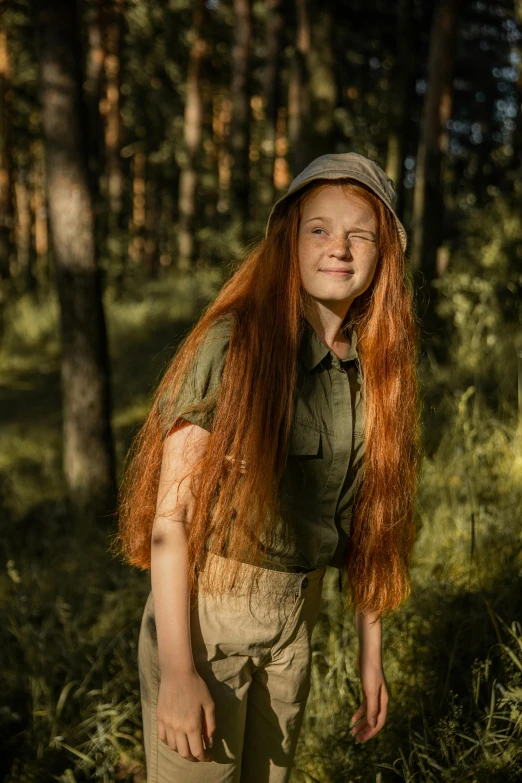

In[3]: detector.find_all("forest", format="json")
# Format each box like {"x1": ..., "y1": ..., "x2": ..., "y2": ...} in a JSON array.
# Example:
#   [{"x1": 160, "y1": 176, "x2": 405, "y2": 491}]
[{"x1": 1, "y1": 0, "x2": 522, "y2": 780}]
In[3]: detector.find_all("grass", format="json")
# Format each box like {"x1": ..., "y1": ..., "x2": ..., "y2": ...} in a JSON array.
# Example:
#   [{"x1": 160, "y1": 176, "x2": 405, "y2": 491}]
[{"x1": 1, "y1": 268, "x2": 521, "y2": 782}]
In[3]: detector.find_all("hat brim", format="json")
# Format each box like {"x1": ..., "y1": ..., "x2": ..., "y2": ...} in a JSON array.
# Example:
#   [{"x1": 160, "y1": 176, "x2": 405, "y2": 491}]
[{"x1": 265, "y1": 172, "x2": 408, "y2": 253}]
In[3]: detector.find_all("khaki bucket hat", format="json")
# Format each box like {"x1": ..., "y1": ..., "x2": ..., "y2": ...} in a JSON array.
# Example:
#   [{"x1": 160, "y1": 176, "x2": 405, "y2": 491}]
[{"x1": 265, "y1": 151, "x2": 407, "y2": 252}]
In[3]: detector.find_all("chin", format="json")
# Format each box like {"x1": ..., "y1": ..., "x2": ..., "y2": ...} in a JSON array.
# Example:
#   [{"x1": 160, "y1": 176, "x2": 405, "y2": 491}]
[{"x1": 312, "y1": 292, "x2": 356, "y2": 306}]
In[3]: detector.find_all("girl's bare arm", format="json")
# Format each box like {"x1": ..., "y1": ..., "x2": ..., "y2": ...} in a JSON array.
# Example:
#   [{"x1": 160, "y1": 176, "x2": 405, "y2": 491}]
[
  {"x1": 151, "y1": 420, "x2": 216, "y2": 762},
  {"x1": 350, "y1": 610, "x2": 388, "y2": 743}
]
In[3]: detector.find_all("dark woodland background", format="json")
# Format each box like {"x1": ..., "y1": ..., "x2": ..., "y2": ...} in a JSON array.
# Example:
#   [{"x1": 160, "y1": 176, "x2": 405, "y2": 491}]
[{"x1": 1, "y1": 0, "x2": 522, "y2": 780}]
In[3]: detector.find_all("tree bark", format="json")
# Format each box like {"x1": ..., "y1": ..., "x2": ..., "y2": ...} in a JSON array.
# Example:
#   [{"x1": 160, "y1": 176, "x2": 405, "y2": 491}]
[
  {"x1": 144, "y1": 176, "x2": 159, "y2": 277},
  {"x1": 101, "y1": 0, "x2": 124, "y2": 277},
  {"x1": 35, "y1": 0, "x2": 117, "y2": 524},
  {"x1": 308, "y1": 3, "x2": 336, "y2": 158},
  {"x1": 32, "y1": 140, "x2": 50, "y2": 291},
  {"x1": 274, "y1": 106, "x2": 291, "y2": 191},
  {"x1": 411, "y1": 0, "x2": 462, "y2": 287},
  {"x1": 214, "y1": 92, "x2": 232, "y2": 218},
  {"x1": 510, "y1": 0, "x2": 522, "y2": 184},
  {"x1": 385, "y1": 0, "x2": 415, "y2": 223},
  {"x1": 288, "y1": 0, "x2": 312, "y2": 176},
  {"x1": 262, "y1": 0, "x2": 283, "y2": 206},
  {"x1": 14, "y1": 167, "x2": 33, "y2": 289},
  {"x1": 85, "y1": 0, "x2": 105, "y2": 188},
  {"x1": 127, "y1": 149, "x2": 146, "y2": 269},
  {"x1": 177, "y1": 0, "x2": 207, "y2": 271},
  {"x1": 229, "y1": 0, "x2": 252, "y2": 235},
  {"x1": 0, "y1": 12, "x2": 14, "y2": 342}
]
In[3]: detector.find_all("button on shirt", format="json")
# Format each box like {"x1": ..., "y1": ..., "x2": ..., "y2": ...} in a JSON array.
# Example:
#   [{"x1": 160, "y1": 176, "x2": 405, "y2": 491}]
[{"x1": 158, "y1": 314, "x2": 365, "y2": 577}]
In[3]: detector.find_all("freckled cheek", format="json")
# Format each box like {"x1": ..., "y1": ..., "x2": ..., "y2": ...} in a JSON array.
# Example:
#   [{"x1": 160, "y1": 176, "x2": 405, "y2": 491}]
[
  {"x1": 297, "y1": 241, "x2": 319, "y2": 272},
  {"x1": 298, "y1": 237, "x2": 314, "y2": 255},
  {"x1": 361, "y1": 257, "x2": 379, "y2": 286}
]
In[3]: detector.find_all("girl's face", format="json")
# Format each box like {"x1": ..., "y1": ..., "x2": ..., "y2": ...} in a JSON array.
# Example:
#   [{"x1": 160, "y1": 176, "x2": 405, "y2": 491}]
[{"x1": 297, "y1": 185, "x2": 380, "y2": 311}]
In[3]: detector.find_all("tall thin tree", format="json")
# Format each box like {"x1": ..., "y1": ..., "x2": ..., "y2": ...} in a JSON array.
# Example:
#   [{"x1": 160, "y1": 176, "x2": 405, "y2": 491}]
[
  {"x1": 102, "y1": 0, "x2": 125, "y2": 281},
  {"x1": 177, "y1": 0, "x2": 207, "y2": 271},
  {"x1": 229, "y1": 0, "x2": 252, "y2": 237},
  {"x1": 308, "y1": 3, "x2": 336, "y2": 158},
  {"x1": 512, "y1": 0, "x2": 522, "y2": 180},
  {"x1": 0, "y1": 4, "x2": 13, "y2": 341},
  {"x1": 288, "y1": 0, "x2": 311, "y2": 176},
  {"x1": 35, "y1": 0, "x2": 116, "y2": 524},
  {"x1": 385, "y1": 0, "x2": 415, "y2": 223},
  {"x1": 411, "y1": 0, "x2": 462, "y2": 292},
  {"x1": 85, "y1": 0, "x2": 105, "y2": 189},
  {"x1": 262, "y1": 0, "x2": 283, "y2": 206}
]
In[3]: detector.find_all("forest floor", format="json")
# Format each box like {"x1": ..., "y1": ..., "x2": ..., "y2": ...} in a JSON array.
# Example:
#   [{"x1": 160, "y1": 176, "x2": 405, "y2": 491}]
[{"x1": 1, "y1": 270, "x2": 521, "y2": 783}]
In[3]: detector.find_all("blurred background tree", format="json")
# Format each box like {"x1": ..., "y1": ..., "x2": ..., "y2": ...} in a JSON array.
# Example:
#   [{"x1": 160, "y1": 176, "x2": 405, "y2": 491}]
[
  {"x1": 36, "y1": 0, "x2": 117, "y2": 524},
  {"x1": 1, "y1": 0, "x2": 522, "y2": 781}
]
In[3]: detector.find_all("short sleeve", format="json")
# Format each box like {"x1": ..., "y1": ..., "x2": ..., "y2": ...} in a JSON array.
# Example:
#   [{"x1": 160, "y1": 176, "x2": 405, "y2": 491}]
[{"x1": 158, "y1": 314, "x2": 234, "y2": 440}]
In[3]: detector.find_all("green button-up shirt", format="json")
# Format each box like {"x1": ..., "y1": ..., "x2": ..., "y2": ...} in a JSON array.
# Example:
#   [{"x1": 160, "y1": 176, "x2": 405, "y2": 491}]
[{"x1": 158, "y1": 314, "x2": 365, "y2": 582}]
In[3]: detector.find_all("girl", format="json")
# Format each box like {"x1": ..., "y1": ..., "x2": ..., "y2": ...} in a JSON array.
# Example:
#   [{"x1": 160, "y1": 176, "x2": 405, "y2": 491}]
[{"x1": 115, "y1": 151, "x2": 420, "y2": 783}]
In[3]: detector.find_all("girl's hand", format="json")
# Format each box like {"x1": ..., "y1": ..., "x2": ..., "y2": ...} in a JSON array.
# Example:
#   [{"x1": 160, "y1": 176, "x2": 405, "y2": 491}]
[
  {"x1": 350, "y1": 651, "x2": 389, "y2": 744},
  {"x1": 157, "y1": 669, "x2": 216, "y2": 762}
]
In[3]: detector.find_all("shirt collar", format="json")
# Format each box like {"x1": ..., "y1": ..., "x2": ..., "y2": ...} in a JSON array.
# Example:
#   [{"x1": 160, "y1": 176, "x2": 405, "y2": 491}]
[{"x1": 299, "y1": 317, "x2": 359, "y2": 372}]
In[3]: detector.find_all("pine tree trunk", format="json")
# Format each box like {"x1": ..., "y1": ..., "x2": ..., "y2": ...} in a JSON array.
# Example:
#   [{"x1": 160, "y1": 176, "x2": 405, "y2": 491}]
[
  {"x1": 0, "y1": 14, "x2": 14, "y2": 342},
  {"x1": 262, "y1": 0, "x2": 283, "y2": 206},
  {"x1": 308, "y1": 5, "x2": 336, "y2": 158},
  {"x1": 214, "y1": 92, "x2": 232, "y2": 219},
  {"x1": 288, "y1": 0, "x2": 311, "y2": 177},
  {"x1": 177, "y1": 0, "x2": 207, "y2": 271},
  {"x1": 229, "y1": 0, "x2": 252, "y2": 236},
  {"x1": 14, "y1": 168, "x2": 33, "y2": 287},
  {"x1": 85, "y1": 0, "x2": 105, "y2": 187},
  {"x1": 511, "y1": 0, "x2": 522, "y2": 180},
  {"x1": 32, "y1": 140, "x2": 50, "y2": 291},
  {"x1": 128, "y1": 149, "x2": 146, "y2": 269},
  {"x1": 144, "y1": 176, "x2": 158, "y2": 277},
  {"x1": 411, "y1": 0, "x2": 462, "y2": 285},
  {"x1": 36, "y1": 0, "x2": 116, "y2": 525},
  {"x1": 385, "y1": 0, "x2": 415, "y2": 222},
  {"x1": 274, "y1": 105, "x2": 291, "y2": 191},
  {"x1": 102, "y1": 0, "x2": 124, "y2": 278}
]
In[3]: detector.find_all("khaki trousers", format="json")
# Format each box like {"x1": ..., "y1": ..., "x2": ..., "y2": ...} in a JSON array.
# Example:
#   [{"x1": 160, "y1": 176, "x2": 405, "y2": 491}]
[{"x1": 138, "y1": 551, "x2": 326, "y2": 783}]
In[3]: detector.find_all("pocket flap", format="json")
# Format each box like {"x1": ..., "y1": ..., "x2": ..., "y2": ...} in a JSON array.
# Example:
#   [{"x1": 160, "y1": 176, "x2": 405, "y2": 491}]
[{"x1": 287, "y1": 423, "x2": 321, "y2": 456}]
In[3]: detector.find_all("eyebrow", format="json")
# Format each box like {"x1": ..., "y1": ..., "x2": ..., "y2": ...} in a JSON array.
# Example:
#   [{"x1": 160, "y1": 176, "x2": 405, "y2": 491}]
[{"x1": 303, "y1": 216, "x2": 376, "y2": 238}]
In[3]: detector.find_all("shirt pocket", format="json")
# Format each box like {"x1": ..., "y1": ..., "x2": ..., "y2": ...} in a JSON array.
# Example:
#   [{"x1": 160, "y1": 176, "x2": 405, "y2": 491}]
[
  {"x1": 279, "y1": 422, "x2": 324, "y2": 543},
  {"x1": 287, "y1": 421, "x2": 321, "y2": 457}
]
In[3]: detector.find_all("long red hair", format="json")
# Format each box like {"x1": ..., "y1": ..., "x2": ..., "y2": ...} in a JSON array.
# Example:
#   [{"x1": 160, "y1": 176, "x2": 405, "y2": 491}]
[{"x1": 113, "y1": 178, "x2": 421, "y2": 615}]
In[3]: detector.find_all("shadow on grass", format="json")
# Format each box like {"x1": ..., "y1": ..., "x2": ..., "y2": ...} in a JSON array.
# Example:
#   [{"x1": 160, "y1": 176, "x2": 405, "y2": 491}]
[{"x1": 0, "y1": 496, "x2": 150, "y2": 783}]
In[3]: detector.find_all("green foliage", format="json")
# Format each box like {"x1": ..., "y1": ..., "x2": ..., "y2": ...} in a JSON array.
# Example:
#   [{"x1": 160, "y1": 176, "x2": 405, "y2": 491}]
[
  {"x1": 1, "y1": 523, "x2": 148, "y2": 783},
  {"x1": 435, "y1": 189, "x2": 522, "y2": 392}
]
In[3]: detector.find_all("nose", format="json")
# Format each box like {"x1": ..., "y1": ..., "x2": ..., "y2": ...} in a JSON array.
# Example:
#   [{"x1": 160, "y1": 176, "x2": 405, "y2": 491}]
[{"x1": 329, "y1": 237, "x2": 350, "y2": 258}]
